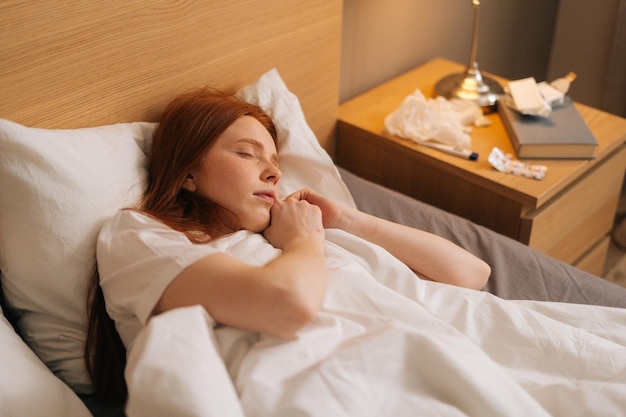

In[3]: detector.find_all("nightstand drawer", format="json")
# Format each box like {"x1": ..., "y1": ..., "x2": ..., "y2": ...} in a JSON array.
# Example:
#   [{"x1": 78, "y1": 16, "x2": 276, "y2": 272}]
[{"x1": 521, "y1": 146, "x2": 626, "y2": 264}]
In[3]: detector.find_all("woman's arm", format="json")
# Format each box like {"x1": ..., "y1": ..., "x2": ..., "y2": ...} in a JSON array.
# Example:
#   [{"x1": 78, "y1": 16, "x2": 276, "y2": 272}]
[
  {"x1": 290, "y1": 189, "x2": 490, "y2": 290},
  {"x1": 344, "y1": 211, "x2": 491, "y2": 289},
  {"x1": 152, "y1": 197, "x2": 328, "y2": 338}
]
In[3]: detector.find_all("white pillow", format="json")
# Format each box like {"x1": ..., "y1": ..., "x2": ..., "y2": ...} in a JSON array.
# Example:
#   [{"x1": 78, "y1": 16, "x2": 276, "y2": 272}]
[
  {"x1": 0, "y1": 307, "x2": 92, "y2": 416},
  {"x1": 0, "y1": 68, "x2": 353, "y2": 397},
  {"x1": 0, "y1": 121, "x2": 153, "y2": 394}
]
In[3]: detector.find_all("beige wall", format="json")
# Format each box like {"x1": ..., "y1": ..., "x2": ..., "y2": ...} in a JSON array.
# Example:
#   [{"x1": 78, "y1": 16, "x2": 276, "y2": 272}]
[{"x1": 340, "y1": 0, "x2": 560, "y2": 103}]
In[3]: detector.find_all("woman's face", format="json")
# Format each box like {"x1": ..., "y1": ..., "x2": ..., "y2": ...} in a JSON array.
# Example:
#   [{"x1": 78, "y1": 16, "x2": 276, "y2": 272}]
[{"x1": 185, "y1": 115, "x2": 281, "y2": 232}]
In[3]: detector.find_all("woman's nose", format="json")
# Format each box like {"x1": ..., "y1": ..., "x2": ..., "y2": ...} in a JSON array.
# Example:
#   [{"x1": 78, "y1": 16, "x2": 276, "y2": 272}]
[{"x1": 263, "y1": 164, "x2": 281, "y2": 184}]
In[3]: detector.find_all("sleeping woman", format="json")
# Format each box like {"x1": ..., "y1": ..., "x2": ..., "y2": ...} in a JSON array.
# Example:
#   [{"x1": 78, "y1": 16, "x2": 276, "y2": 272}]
[
  {"x1": 87, "y1": 89, "x2": 626, "y2": 417},
  {"x1": 86, "y1": 88, "x2": 490, "y2": 402}
]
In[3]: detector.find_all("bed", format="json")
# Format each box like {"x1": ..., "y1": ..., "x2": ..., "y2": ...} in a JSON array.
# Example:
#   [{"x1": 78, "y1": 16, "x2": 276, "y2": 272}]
[{"x1": 2, "y1": 1, "x2": 626, "y2": 417}]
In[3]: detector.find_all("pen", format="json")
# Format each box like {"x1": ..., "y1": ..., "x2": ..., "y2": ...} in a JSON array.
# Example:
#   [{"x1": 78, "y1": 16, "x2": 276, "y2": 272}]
[{"x1": 421, "y1": 142, "x2": 479, "y2": 161}]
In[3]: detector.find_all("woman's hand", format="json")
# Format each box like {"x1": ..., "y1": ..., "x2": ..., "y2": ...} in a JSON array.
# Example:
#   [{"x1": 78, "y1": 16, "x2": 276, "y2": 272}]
[
  {"x1": 285, "y1": 188, "x2": 349, "y2": 230},
  {"x1": 263, "y1": 195, "x2": 325, "y2": 250}
]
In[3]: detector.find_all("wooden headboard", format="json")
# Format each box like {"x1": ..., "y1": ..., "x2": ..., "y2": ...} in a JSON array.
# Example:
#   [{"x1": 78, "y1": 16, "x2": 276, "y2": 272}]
[{"x1": 0, "y1": 0, "x2": 342, "y2": 151}]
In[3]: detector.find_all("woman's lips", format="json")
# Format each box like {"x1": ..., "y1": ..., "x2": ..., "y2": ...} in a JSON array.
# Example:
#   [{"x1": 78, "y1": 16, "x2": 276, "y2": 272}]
[{"x1": 254, "y1": 190, "x2": 276, "y2": 205}]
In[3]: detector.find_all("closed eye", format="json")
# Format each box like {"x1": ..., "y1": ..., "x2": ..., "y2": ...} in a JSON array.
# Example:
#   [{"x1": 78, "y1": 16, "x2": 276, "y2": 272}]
[{"x1": 235, "y1": 146, "x2": 258, "y2": 159}]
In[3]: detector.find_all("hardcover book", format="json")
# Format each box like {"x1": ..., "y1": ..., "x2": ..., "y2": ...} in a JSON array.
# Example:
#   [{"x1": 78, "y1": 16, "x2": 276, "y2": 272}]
[{"x1": 498, "y1": 97, "x2": 598, "y2": 159}]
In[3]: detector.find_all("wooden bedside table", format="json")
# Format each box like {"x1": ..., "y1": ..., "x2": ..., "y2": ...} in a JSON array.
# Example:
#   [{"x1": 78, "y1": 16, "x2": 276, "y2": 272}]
[{"x1": 336, "y1": 58, "x2": 626, "y2": 276}]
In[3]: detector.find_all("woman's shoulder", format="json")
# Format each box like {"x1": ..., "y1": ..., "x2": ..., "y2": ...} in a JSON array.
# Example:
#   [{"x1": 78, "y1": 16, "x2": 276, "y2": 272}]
[
  {"x1": 100, "y1": 209, "x2": 264, "y2": 255},
  {"x1": 99, "y1": 209, "x2": 186, "y2": 244},
  {"x1": 104, "y1": 209, "x2": 168, "y2": 230}
]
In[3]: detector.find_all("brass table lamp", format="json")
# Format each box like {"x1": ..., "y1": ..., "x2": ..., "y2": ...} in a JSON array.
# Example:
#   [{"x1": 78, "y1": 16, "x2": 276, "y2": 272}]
[{"x1": 434, "y1": 0, "x2": 503, "y2": 112}]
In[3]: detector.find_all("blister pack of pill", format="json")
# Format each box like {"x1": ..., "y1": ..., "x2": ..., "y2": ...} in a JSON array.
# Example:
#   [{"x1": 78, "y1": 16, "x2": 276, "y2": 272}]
[{"x1": 488, "y1": 147, "x2": 547, "y2": 180}]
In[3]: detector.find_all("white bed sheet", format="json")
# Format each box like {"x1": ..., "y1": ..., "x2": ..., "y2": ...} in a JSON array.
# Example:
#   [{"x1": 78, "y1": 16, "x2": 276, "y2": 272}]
[{"x1": 125, "y1": 229, "x2": 626, "y2": 417}]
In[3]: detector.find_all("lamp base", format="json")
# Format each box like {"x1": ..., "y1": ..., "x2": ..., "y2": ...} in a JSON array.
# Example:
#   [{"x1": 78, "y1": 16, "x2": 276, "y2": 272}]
[{"x1": 434, "y1": 65, "x2": 503, "y2": 113}]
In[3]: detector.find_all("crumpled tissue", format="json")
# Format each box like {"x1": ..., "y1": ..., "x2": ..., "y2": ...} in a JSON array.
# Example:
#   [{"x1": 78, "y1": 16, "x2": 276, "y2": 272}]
[{"x1": 384, "y1": 89, "x2": 484, "y2": 150}]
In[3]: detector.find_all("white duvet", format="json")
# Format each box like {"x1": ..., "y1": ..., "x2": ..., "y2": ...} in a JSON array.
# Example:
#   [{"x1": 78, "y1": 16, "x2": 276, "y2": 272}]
[{"x1": 124, "y1": 229, "x2": 626, "y2": 417}]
